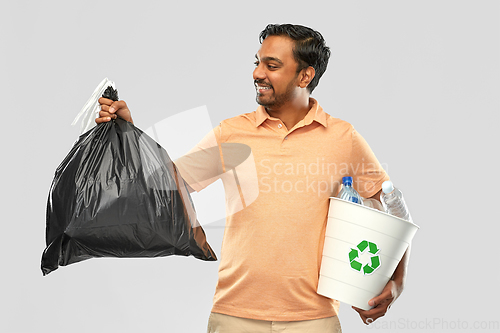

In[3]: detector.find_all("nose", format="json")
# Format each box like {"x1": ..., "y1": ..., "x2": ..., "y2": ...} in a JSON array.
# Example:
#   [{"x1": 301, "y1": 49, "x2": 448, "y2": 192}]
[{"x1": 253, "y1": 63, "x2": 265, "y2": 81}]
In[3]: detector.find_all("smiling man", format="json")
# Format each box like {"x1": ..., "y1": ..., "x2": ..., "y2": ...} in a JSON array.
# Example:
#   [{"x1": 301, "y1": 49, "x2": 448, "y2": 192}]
[
  {"x1": 97, "y1": 24, "x2": 408, "y2": 333},
  {"x1": 254, "y1": 33, "x2": 318, "y2": 130}
]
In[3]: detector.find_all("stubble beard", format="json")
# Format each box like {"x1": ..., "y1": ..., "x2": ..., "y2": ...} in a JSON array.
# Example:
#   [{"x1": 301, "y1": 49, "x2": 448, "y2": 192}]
[{"x1": 256, "y1": 80, "x2": 297, "y2": 110}]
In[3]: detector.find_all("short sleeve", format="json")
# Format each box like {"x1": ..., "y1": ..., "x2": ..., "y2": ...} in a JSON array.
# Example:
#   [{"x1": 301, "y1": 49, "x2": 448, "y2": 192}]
[{"x1": 350, "y1": 128, "x2": 390, "y2": 198}]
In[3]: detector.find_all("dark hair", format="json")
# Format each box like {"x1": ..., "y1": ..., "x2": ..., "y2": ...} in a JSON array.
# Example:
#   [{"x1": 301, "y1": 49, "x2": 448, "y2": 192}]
[{"x1": 259, "y1": 24, "x2": 331, "y2": 93}]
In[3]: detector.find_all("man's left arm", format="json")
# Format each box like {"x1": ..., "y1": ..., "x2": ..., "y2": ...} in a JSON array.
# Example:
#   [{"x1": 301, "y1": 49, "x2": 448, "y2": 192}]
[{"x1": 352, "y1": 189, "x2": 411, "y2": 325}]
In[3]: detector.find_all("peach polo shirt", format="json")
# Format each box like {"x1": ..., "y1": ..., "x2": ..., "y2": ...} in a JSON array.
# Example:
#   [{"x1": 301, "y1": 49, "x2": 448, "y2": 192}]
[{"x1": 175, "y1": 98, "x2": 389, "y2": 321}]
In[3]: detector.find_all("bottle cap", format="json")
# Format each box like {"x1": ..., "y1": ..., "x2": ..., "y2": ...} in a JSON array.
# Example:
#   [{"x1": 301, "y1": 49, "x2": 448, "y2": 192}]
[
  {"x1": 382, "y1": 180, "x2": 394, "y2": 194},
  {"x1": 342, "y1": 176, "x2": 353, "y2": 185}
]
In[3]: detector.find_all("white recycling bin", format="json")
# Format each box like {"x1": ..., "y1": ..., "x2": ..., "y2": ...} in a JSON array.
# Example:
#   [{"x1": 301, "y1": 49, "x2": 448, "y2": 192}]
[{"x1": 317, "y1": 197, "x2": 419, "y2": 310}]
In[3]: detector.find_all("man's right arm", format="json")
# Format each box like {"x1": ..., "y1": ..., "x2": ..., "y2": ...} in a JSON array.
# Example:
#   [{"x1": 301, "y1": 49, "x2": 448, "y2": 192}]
[
  {"x1": 95, "y1": 100, "x2": 226, "y2": 194},
  {"x1": 96, "y1": 99, "x2": 219, "y2": 193}
]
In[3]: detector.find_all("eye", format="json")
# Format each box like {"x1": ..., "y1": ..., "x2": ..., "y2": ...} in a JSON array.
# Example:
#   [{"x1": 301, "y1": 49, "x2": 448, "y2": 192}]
[{"x1": 254, "y1": 61, "x2": 260, "y2": 67}]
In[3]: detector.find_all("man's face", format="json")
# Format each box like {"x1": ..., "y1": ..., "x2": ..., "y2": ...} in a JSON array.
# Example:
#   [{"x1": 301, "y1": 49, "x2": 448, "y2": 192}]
[{"x1": 253, "y1": 35, "x2": 301, "y2": 109}]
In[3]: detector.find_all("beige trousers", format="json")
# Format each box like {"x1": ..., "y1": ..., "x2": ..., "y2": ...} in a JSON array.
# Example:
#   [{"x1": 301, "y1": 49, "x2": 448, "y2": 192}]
[{"x1": 207, "y1": 312, "x2": 342, "y2": 333}]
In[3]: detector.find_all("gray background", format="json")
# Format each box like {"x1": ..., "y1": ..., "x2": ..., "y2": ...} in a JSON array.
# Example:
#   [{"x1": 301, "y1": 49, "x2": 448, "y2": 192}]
[{"x1": 1, "y1": 0, "x2": 499, "y2": 332}]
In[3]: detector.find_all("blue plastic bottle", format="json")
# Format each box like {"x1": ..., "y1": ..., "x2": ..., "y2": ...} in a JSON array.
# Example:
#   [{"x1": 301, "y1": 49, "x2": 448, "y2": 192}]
[{"x1": 337, "y1": 176, "x2": 364, "y2": 205}]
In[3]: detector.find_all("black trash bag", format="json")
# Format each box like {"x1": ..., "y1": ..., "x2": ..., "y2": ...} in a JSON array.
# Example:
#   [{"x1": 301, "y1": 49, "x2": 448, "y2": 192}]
[{"x1": 41, "y1": 87, "x2": 217, "y2": 275}]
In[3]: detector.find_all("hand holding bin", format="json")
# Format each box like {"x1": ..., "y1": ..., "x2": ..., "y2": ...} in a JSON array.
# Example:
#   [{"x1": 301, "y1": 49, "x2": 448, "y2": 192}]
[{"x1": 317, "y1": 197, "x2": 418, "y2": 310}]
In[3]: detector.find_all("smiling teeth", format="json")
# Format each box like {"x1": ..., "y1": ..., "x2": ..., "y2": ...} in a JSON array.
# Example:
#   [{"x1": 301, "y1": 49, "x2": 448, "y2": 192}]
[{"x1": 257, "y1": 86, "x2": 271, "y2": 89}]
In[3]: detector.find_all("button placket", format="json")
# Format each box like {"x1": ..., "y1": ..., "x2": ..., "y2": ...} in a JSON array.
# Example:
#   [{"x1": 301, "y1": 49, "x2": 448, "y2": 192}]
[{"x1": 282, "y1": 131, "x2": 290, "y2": 145}]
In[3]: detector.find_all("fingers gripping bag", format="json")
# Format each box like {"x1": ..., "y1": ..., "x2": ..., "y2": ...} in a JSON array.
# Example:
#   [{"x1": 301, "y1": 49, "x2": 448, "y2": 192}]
[{"x1": 41, "y1": 80, "x2": 217, "y2": 275}]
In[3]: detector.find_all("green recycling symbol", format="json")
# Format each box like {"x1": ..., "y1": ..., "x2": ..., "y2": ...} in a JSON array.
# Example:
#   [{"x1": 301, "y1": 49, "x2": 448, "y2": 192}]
[{"x1": 349, "y1": 240, "x2": 381, "y2": 275}]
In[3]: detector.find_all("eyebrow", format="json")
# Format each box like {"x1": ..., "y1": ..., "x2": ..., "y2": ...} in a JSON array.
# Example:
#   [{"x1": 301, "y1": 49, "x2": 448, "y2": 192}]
[{"x1": 255, "y1": 54, "x2": 284, "y2": 65}]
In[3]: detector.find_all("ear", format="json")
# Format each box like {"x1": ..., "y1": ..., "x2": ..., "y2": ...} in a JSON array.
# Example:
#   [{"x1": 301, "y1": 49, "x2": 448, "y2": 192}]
[{"x1": 298, "y1": 66, "x2": 316, "y2": 89}]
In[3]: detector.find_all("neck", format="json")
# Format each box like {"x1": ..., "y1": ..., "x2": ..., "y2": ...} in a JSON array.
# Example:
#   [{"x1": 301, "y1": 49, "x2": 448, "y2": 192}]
[{"x1": 265, "y1": 97, "x2": 312, "y2": 130}]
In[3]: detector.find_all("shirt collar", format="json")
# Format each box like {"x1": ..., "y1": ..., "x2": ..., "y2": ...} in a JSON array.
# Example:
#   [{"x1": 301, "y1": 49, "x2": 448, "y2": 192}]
[{"x1": 255, "y1": 98, "x2": 327, "y2": 128}]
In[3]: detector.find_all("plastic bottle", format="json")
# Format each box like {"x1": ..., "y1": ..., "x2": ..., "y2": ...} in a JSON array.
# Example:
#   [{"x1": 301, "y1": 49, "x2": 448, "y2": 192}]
[
  {"x1": 380, "y1": 180, "x2": 412, "y2": 222},
  {"x1": 337, "y1": 176, "x2": 363, "y2": 205}
]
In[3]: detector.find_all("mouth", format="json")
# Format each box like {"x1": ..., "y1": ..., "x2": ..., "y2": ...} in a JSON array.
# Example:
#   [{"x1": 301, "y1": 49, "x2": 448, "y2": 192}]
[{"x1": 255, "y1": 82, "x2": 272, "y2": 94}]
